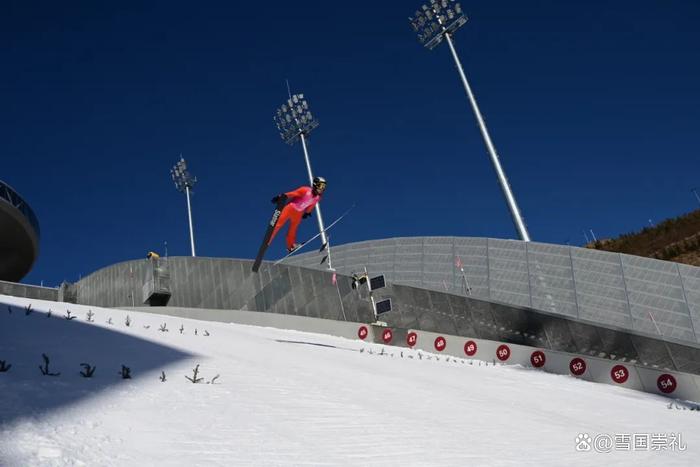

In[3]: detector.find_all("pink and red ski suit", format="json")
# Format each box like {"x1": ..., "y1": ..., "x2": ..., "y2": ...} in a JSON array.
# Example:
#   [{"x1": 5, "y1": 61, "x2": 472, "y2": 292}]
[{"x1": 270, "y1": 186, "x2": 322, "y2": 250}]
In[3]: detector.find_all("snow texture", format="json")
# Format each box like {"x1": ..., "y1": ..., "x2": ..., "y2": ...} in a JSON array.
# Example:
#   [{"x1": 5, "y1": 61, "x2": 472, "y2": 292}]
[{"x1": 1, "y1": 294, "x2": 699, "y2": 466}]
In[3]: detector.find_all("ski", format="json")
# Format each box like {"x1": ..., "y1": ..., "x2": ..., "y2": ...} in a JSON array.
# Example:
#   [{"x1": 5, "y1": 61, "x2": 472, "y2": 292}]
[
  {"x1": 272, "y1": 204, "x2": 355, "y2": 266},
  {"x1": 251, "y1": 198, "x2": 288, "y2": 273}
]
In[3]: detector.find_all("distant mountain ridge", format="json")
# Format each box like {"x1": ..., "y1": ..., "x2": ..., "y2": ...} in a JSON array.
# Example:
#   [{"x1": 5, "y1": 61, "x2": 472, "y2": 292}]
[{"x1": 589, "y1": 209, "x2": 700, "y2": 267}]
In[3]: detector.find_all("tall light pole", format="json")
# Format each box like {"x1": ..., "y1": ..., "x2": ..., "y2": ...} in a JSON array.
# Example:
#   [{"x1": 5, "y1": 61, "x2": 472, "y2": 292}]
[
  {"x1": 171, "y1": 156, "x2": 197, "y2": 256},
  {"x1": 274, "y1": 93, "x2": 332, "y2": 264},
  {"x1": 410, "y1": 0, "x2": 531, "y2": 242}
]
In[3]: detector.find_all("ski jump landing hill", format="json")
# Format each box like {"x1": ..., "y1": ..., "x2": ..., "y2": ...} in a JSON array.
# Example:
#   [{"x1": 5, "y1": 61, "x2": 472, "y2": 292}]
[{"x1": 2, "y1": 236, "x2": 700, "y2": 402}]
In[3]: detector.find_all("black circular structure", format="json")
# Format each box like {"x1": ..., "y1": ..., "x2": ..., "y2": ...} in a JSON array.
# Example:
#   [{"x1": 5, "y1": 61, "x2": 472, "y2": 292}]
[{"x1": 0, "y1": 181, "x2": 40, "y2": 282}]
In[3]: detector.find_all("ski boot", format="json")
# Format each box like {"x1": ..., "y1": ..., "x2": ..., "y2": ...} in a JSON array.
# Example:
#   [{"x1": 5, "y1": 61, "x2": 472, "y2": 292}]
[{"x1": 287, "y1": 243, "x2": 302, "y2": 253}]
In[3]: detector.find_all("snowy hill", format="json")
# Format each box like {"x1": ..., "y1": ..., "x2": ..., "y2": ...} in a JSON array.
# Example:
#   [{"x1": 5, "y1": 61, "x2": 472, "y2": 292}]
[{"x1": 1, "y1": 294, "x2": 699, "y2": 466}]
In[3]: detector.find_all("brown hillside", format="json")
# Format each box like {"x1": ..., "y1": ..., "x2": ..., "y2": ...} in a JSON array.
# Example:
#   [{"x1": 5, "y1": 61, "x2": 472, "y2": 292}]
[{"x1": 588, "y1": 209, "x2": 700, "y2": 267}]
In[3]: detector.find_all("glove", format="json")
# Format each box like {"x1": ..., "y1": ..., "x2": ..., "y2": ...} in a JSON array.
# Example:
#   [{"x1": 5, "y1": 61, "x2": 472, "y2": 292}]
[
  {"x1": 271, "y1": 193, "x2": 287, "y2": 204},
  {"x1": 303, "y1": 211, "x2": 312, "y2": 219}
]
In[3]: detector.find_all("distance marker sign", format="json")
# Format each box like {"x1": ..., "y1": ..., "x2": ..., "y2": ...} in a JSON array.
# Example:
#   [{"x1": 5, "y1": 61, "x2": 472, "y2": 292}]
[
  {"x1": 657, "y1": 374, "x2": 677, "y2": 394},
  {"x1": 382, "y1": 328, "x2": 393, "y2": 344},
  {"x1": 358, "y1": 326, "x2": 368, "y2": 340},
  {"x1": 530, "y1": 351, "x2": 546, "y2": 368},
  {"x1": 406, "y1": 332, "x2": 418, "y2": 347},
  {"x1": 434, "y1": 336, "x2": 446, "y2": 352},
  {"x1": 464, "y1": 340, "x2": 477, "y2": 356},
  {"x1": 610, "y1": 365, "x2": 629, "y2": 384},
  {"x1": 496, "y1": 344, "x2": 511, "y2": 361},
  {"x1": 570, "y1": 358, "x2": 586, "y2": 376}
]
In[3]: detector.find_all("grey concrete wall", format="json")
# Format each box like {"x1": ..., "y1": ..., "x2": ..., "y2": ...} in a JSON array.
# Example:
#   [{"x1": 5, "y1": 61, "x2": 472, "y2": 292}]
[
  {"x1": 380, "y1": 282, "x2": 700, "y2": 376},
  {"x1": 287, "y1": 237, "x2": 700, "y2": 347},
  {"x1": 71, "y1": 256, "x2": 700, "y2": 376},
  {"x1": 0, "y1": 280, "x2": 57, "y2": 301},
  {"x1": 127, "y1": 306, "x2": 365, "y2": 341},
  {"x1": 75, "y1": 257, "x2": 376, "y2": 325}
]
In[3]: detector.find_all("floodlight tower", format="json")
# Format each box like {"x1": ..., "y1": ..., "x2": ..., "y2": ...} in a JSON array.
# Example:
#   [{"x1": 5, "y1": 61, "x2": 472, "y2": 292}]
[
  {"x1": 274, "y1": 93, "x2": 331, "y2": 257},
  {"x1": 409, "y1": 0, "x2": 531, "y2": 242},
  {"x1": 171, "y1": 156, "x2": 197, "y2": 256}
]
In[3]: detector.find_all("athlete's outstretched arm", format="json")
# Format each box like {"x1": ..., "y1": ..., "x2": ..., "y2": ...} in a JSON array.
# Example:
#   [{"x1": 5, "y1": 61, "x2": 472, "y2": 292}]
[{"x1": 284, "y1": 186, "x2": 309, "y2": 199}]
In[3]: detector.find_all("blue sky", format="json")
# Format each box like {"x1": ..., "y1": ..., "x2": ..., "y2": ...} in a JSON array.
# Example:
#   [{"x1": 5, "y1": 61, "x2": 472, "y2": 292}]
[{"x1": 2, "y1": 1, "x2": 699, "y2": 286}]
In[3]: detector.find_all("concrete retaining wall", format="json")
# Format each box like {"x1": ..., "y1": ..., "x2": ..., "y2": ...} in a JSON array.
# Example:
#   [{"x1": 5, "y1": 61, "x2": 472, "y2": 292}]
[
  {"x1": 125, "y1": 304, "x2": 700, "y2": 403},
  {"x1": 0, "y1": 255, "x2": 693, "y2": 378},
  {"x1": 128, "y1": 306, "x2": 365, "y2": 342},
  {"x1": 288, "y1": 236, "x2": 700, "y2": 347},
  {"x1": 66, "y1": 257, "x2": 700, "y2": 377},
  {"x1": 386, "y1": 326, "x2": 700, "y2": 403},
  {"x1": 0, "y1": 280, "x2": 57, "y2": 301}
]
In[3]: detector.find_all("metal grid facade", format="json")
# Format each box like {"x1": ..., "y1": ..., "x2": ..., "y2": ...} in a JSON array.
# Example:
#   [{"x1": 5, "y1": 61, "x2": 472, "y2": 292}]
[{"x1": 286, "y1": 237, "x2": 700, "y2": 346}]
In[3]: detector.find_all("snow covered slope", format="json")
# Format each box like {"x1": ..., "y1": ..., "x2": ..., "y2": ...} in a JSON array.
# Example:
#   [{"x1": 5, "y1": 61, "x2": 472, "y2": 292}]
[{"x1": 1, "y1": 294, "x2": 699, "y2": 466}]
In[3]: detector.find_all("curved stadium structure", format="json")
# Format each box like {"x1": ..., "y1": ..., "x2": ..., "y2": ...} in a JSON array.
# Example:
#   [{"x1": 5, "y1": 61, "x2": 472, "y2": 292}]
[
  {"x1": 53, "y1": 236, "x2": 698, "y2": 373},
  {"x1": 0, "y1": 180, "x2": 40, "y2": 282},
  {"x1": 2, "y1": 235, "x2": 700, "y2": 399}
]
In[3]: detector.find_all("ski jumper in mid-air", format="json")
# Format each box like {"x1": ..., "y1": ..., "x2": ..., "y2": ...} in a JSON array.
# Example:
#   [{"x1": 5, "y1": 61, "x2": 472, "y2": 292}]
[{"x1": 269, "y1": 176, "x2": 327, "y2": 253}]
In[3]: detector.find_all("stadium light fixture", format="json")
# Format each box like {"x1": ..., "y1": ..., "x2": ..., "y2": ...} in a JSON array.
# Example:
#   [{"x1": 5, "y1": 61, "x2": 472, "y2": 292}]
[
  {"x1": 409, "y1": 0, "x2": 531, "y2": 242},
  {"x1": 274, "y1": 92, "x2": 331, "y2": 265},
  {"x1": 171, "y1": 156, "x2": 197, "y2": 257},
  {"x1": 274, "y1": 93, "x2": 319, "y2": 145}
]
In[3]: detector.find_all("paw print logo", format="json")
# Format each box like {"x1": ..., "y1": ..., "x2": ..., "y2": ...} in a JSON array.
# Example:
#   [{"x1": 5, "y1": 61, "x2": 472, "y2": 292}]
[{"x1": 575, "y1": 433, "x2": 592, "y2": 452}]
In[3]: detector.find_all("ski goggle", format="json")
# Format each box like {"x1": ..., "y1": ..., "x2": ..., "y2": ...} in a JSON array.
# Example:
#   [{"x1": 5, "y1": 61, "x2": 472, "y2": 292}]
[{"x1": 314, "y1": 181, "x2": 327, "y2": 191}]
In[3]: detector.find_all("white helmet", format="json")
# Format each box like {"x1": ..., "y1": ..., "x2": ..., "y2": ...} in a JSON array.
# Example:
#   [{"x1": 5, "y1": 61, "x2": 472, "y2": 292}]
[{"x1": 312, "y1": 176, "x2": 327, "y2": 191}]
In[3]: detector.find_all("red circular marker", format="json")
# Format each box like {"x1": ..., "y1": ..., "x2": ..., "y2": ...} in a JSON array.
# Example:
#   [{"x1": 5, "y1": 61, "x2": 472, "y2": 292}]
[
  {"x1": 530, "y1": 350, "x2": 546, "y2": 368},
  {"x1": 434, "y1": 336, "x2": 446, "y2": 352},
  {"x1": 406, "y1": 332, "x2": 418, "y2": 347},
  {"x1": 357, "y1": 326, "x2": 368, "y2": 340},
  {"x1": 464, "y1": 340, "x2": 477, "y2": 356},
  {"x1": 657, "y1": 374, "x2": 677, "y2": 394},
  {"x1": 382, "y1": 328, "x2": 393, "y2": 344},
  {"x1": 496, "y1": 344, "x2": 511, "y2": 362},
  {"x1": 569, "y1": 358, "x2": 587, "y2": 376},
  {"x1": 610, "y1": 365, "x2": 629, "y2": 384}
]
